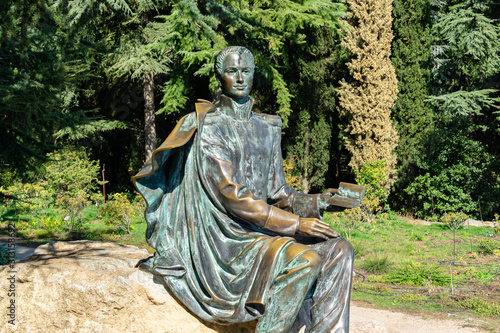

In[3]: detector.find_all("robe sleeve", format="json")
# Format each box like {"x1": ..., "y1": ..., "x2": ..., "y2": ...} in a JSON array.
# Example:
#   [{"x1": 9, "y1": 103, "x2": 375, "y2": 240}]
[{"x1": 198, "y1": 124, "x2": 300, "y2": 236}]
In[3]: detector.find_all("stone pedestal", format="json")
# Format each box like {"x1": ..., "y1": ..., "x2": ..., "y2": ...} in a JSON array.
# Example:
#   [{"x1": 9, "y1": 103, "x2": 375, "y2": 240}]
[{"x1": 0, "y1": 240, "x2": 256, "y2": 333}]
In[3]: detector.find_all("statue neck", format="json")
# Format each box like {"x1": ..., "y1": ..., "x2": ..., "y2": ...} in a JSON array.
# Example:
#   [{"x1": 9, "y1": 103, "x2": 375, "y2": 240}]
[{"x1": 219, "y1": 95, "x2": 253, "y2": 121}]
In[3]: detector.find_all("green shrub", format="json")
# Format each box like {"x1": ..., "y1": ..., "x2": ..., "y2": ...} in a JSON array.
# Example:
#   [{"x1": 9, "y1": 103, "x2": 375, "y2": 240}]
[
  {"x1": 100, "y1": 193, "x2": 138, "y2": 234},
  {"x1": 40, "y1": 215, "x2": 65, "y2": 233},
  {"x1": 44, "y1": 148, "x2": 100, "y2": 197},
  {"x1": 478, "y1": 238, "x2": 499, "y2": 254},
  {"x1": 351, "y1": 241, "x2": 368, "y2": 258},
  {"x1": 354, "y1": 160, "x2": 389, "y2": 213},
  {"x1": 0, "y1": 244, "x2": 11, "y2": 265},
  {"x1": 458, "y1": 297, "x2": 500, "y2": 316},
  {"x1": 386, "y1": 261, "x2": 450, "y2": 286},
  {"x1": 400, "y1": 293, "x2": 427, "y2": 303},
  {"x1": 56, "y1": 191, "x2": 90, "y2": 232},
  {"x1": 473, "y1": 268, "x2": 496, "y2": 285},
  {"x1": 409, "y1": 231, "x2": 424, "y2": 241}
]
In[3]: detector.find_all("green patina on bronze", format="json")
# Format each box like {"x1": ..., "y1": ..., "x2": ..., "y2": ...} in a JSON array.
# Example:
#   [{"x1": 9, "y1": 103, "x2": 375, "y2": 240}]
[{"x1": 133, "y1": 46, "x2": 363, "y2": 333}]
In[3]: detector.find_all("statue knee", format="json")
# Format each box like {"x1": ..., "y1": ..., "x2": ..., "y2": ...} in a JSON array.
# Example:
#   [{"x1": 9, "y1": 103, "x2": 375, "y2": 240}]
[
  {"x1": 336, "y1": 238, "x2": 354, "y2": 260},
  {"x1": 299, "y1": 249, "x2": 321, "y2": 275}
]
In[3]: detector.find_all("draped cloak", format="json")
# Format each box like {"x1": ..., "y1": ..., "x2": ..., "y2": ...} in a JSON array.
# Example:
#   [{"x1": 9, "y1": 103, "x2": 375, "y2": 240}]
[{"x1": 133, "y1": 97, "x2": 322, "y2": 324}]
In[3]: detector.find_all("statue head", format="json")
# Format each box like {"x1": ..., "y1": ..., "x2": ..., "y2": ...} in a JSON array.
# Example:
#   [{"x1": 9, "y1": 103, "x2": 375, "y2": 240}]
[{"x1": 215, "y1": 46, "x2": 255, "y2": 100}]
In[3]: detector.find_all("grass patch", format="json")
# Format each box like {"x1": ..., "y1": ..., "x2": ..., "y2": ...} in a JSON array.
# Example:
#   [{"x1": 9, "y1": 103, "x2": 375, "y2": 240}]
[{"x1": 360, "y1": 254, "x2": 393, "y2": 274}]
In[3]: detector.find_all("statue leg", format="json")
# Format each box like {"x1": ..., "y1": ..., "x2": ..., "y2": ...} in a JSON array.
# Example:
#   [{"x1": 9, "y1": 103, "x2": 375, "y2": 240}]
[
  {"x1": 309, "y1": 238, "x2": 354, "y2": 333},
  {"x1": 255, "y1": 243, "x2": 321, "y2": 333}
]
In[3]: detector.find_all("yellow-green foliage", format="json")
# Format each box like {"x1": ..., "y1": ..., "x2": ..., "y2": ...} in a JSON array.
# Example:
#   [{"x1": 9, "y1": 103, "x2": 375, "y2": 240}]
[
  {"x1": 283, "y1": 156, "x2": 301, "y2": 189},
  {"x1": 100, "y1": 193, "x2": 140, "y2": 234},
  {"x1": 355, "y1": 160, "x2": 390, "y2": 212},
  {"x1": 458, "y1": 297, "x2": 500, "y2": 317},
  {"x1": 40, "y1": 215, "x2": 65, "y2": 233},
  {"x1": 478, "y1": 238, "x2": 499, "y2": 254},
  {"x1": 56, "y1": 190, "x2": 90, "y2": 232},
  {"x1": 441, "y1": 212, "x2": 468, "y2": 231},
  {"x1": 338, "y1": 0, "x2": 399, "y2": 188},
  {"x1": 0, "y1": 182, "x2": 54, "y2": 216}
]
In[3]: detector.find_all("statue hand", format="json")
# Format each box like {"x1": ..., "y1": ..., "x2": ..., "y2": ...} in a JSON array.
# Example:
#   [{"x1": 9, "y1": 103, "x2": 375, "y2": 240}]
[
  {"x1": 297, "y1": 217, "x2": 340, "y2": 240},
  {"x1": 318, "y1": 188, "x2": 339, "y2": 211}
]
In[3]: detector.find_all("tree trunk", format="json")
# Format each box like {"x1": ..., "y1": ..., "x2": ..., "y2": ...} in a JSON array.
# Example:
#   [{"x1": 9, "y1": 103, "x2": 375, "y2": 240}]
[{"x1": 144, "y1": 71, "x2": 156, "y2": 160}]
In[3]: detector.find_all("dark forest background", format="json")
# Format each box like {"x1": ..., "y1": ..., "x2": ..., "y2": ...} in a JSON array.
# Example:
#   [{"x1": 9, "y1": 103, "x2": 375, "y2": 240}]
[{"x1": 1, "y1": 0, "x2": 499, "y2": 220}]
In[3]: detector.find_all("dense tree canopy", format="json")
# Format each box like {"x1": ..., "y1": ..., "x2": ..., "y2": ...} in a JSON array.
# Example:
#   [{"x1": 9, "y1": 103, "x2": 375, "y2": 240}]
[{"x1": 1, "y1": 0, "x2": 498, "y2": 218}]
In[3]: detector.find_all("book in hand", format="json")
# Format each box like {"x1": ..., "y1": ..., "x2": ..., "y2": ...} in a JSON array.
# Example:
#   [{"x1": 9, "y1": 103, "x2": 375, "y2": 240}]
[{"x1": 327, "y1": 182, "x2": 366, "y2": 210}]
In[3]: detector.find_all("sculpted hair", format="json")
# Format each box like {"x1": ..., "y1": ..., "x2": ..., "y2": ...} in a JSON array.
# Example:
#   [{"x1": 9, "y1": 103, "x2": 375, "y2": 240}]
[{"x1": 214, "y1": 46, "x2": 255, "y2": 78}]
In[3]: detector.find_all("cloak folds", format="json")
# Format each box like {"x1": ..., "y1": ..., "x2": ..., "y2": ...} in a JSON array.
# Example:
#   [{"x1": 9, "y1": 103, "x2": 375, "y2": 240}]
[{"x1": 133, "y1": 100, "x2": 307, "y2": 324}]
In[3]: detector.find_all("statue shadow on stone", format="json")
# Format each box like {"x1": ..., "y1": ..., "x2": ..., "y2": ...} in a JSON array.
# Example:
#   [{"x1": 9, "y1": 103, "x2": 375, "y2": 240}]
[{"x1": 133, "y1": 46, "x2": 365, "y2": 333}]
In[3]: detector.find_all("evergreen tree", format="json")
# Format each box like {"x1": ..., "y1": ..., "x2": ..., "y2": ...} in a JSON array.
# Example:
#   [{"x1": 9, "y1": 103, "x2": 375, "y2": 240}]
[
  {"x1": 405, "y1": 0, "x2": 500, "y2": 218},
  {"x1": 390, "y1": 0, "x2": 434, "y2": 207},
  {"x1": 338, "y1": 0, "x2": 400, "y2": 189},
  {"x1": 391, "y1": 0, "x2": 433, "y2": 177},
  {"x1": 100, "y1": 0, "x2": 171, "y2": 159},
  {"x1": 283, "y1": 26, "x2": 348, "y2": 193},
  {"x1": 0, "y1": 1, "x2": 92, "y2": 172}
]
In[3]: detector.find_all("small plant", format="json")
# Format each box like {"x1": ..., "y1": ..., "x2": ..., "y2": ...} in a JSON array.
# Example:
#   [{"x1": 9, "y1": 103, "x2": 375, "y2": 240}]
[
  {"x1": 40, "y1": 215, "x2": 65, "y2": 233},
  {"x1": 0, "y1": 244, "x2": 11, "y2": 265},
  {"x1": 409, "y1": 231, "x2": 424, "y2": 241},
  {"x1": 399, "y1": 293, "x2": 426, "y2": 303},
  {"x1": 100, "y1": 193, "x2": 138, "y2": 234},
  {"x1": 328, "y1": 208, "x2": 363, "y2": 240},
  {"x1": 17, "y1": 220, "x2": 29, "y2": 230},
  {"x1": 56, "y1": 190, "x2": 90, "y2": 232},
  {"x1": 351, "y1": 241, "x2": 368, "y2": 258},
  {"x1": 458, "y1": 297, "x2": 500, "y2": 317},
  {"x1": 493, "y1": 214, "x2": 499, "y2": 235},
  {"x1": 283, "y1": 156, "x2": 301, "y2": 189},
  {"x1": 473, "y1": 268, "x2": 496, "y2": 285},
  {"x1": 361, "y1": 254, "x2": 393, "y2": 274},
  {"x1": 478, "y1": 238, "x2": 498, "y2": 254},
  {"x1": 442, "y1": 211, "x2": 468, "y2": 258},
  {"x1": 354, "y1": 160, "x2": 389, "y2": 214}
]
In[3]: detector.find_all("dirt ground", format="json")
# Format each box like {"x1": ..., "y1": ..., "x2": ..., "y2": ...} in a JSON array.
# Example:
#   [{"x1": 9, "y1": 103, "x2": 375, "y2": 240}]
[{"x1": 350, "y1": 303, "x2": 487, "y2": 333}]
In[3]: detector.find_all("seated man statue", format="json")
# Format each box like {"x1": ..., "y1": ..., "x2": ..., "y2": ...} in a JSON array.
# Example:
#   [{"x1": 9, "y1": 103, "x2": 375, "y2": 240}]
[{"x1": 133, "y1": 46, "x2": 356, "y2": 333}]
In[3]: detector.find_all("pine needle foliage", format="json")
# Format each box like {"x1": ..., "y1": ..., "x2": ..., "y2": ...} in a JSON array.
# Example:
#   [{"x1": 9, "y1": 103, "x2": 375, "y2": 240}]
[
  {"x1": 338, "y1": 0, "x2": 399, "y2": 189},
  {"x1": 0, "y1": 1, "x2": 95, "y2": 171}
]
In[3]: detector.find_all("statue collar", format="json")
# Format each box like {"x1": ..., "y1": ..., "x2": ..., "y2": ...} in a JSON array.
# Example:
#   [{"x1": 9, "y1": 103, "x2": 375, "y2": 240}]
[{"x1": 218, "y1": 95, "x2": 254, "y2": 121}]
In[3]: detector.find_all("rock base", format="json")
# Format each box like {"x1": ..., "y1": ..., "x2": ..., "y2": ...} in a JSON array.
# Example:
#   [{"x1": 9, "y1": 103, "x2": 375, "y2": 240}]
[{"x1": 0, "y1": 241, "x2": 256, "y2": 333}]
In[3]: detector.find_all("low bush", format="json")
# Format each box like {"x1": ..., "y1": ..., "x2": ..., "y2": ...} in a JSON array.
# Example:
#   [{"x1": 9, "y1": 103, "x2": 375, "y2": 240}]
[
  {"x1": 386, "y1": 261, "x2": 450, "y2": 286},
  {"x1": 458, "y1": 297, "x2": 500, "y2": 317},
  {"x1": 361, "y1": 254, "x2": 393, "y2": 274},
  {"x1": 100, "y1": 193, "x2": 140, "y2": 234},
  {"x1": 0, "y1": 244, "x2": 10, "y2": 265},
  {"x1": 478, "y1": 238, "x2": 499, "y2": 254}
]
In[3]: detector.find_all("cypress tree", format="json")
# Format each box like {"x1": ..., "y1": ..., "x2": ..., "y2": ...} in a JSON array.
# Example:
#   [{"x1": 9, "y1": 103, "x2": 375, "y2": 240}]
[
  {"x1": 338, "y1": 0, "x2": 400, "y2": 189},
  {"x1": 283, "y1": 26, "x2": 348, "y2": 193},
  {"x1": 390, "y1": 0, "x2": 434, "y2": 206}
]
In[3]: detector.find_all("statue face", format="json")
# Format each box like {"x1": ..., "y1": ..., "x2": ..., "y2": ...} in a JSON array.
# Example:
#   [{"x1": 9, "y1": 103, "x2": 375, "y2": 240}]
[{"x1": 220, "y1": 53, "x2": 254, "y2": 99}]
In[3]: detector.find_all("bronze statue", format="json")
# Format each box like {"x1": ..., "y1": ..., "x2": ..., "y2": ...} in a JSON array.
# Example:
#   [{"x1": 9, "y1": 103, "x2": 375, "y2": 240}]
[{"x1": 133, "y1": 46, "x2": 363, "y2": 333}]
